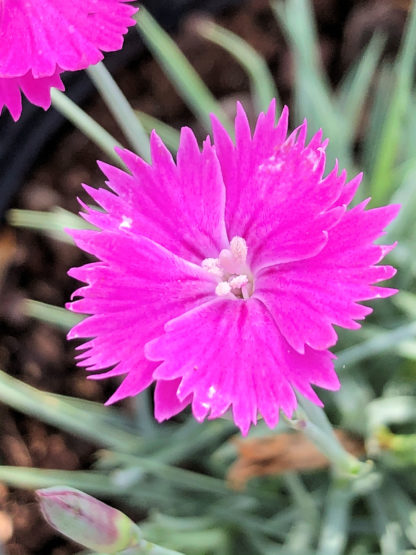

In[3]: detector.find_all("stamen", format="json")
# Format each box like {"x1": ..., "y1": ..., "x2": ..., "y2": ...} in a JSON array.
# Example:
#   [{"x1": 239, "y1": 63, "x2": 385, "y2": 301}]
[
  {"x1": 215, "y1": 281, "x2": 232, "y2": 296},
  {"x1": 202, "y1": 236, "x2": 253, "y2": 299},
  {"x1": 229, "y1": 275, "x2": 248, "y2": 289},
  {"x1": 202, "y1": 258, "x2": 223, "y2": 277}
]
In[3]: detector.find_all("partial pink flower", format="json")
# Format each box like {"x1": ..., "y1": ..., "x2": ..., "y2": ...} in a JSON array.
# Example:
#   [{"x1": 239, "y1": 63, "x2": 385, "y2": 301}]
[
  {"x1": 0, "y1": 0, "x2": 137, "y2": 120},
  {"x1": 67, "y1": 101, "x2": 399, "y2": 434}
]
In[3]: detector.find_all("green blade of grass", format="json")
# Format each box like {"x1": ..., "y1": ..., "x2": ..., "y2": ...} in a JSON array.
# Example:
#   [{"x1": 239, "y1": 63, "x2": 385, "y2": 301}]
[
  {"x1": 385, "y1": 167, "x2": 416, "y2": 245},
  {"x1": 393, "y1": 291, "x2": 416, "y2": 318},
  {"x1": 0, "y1": 467, "x2": 239, "y2": 522},
  {"x1": 99, "y1": 451, "x2": 231, "y2": 497},
  {"x1": 195, "y1": 18, "x2": 279, "y2": 113},
  {"x1": 366, "y1": 395, "x2": 416, "y2": 431},
  {"x1": 317, "y1": 482, "x2": 352, "y2": 555},
  {"x1": 397, "y1": 94, "x2": 416, "y2": 165},
  {"x1": 271, "y1": 0, "x2": 349, "y2": 167},
  {"x1": 272, "y1": 0, "x2": 323, "y2": 79},
  {"x1": 335, "y1": 321, "x2": 416, "y2": 368},
  {"x1": 334, "y1": 375, "x2": 374, "y2": 435},
  {"x1": 141, "y1": 514, "x2": 227, "y2": 555},
  {"x1": 384, "y1": 479, "x2": 416, "y2": 548},
  {"x1": 337, "y1": 33, "x2": 385, "y2": 142},
  {"x1": 101, "y1": 450, "x2": 283, "y2": 508},
  {"x1": 362, "y1": 63, "x2": 392, "y2": 181},
  {"x1": 368, "y1": 0, "x2": 416, "y2": 204},
  {"x1": 0, "y1": 369, "x2": 139, "y2": 452},
  {"x1": 0, "y1": 467, "x2": 119, "y2": 496},
  {"x1": 150, "y1": 419, "x2": 234, "y2": 465},
  {"x1": 7, "y1": 207, "x2": 91, "y2": 243},
  {"x1": 135, "y1": 8, "x2": 232, "y2": 132},
  {"x1": 367, "y1": 491, "x2": 405, "y2": 555},
  {"x1": 213, "y1": 504, "x2": 294, "y2": 542},
  {"x1": 282, "y1": 474, "x2": 318, "y2": 552},
  {"x1": 86, "y1": 62, "x2": 151, "y2": 161},
  {"x1": 396, "y1": 339, "x2": 416, "y2": 360},
  {"x1": 23, "y1": 299, "x2": 84, "y2": 331},
  {"x1": 0, "y1": 466, "x2": 293, "y2": 543},
  {"x1": 0, "y1": 467, "x2": 174, "y2": 509},
  {"x1": 50, "y1": 89, "x2": 123, "y2": 164},
  {"x1": 135, "y1": 110, "x2": 180, "y2": 152},
  {"x1": 52, "y1": 393, "x2": 137, "y2": 434}
]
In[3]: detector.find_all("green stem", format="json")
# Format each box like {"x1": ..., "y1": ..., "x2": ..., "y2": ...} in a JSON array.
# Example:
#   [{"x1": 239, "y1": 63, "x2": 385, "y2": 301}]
[
  {"x1": 50, "y1": 89, "x2": 122, "y2": 164},
  {"x1": 0, "y1": 465, "x2": 289, "y2": 542},
  {"x1": 294, "y1": 397, "x2": 364, "y2": 477},
  {"x1": 283, "y1": 473, "x2": 319, "y2": 525},
  {"x1": 368, "y1": 0, "x2": 416, "y2": 203},
  {"x1": 335, "y1": 320, "x2": 416, "y2": 369},
  {"x1": 367, "y1": 490, "x2": 404, "y2": 555},
  {"x1": 380, "y1": 479, "x2": 416, "y2": 549},
  {"x1": 196, "y1": 19, "x2": 279, "y2": 113},
  {"x1": 283, "y1": 473, "x2": 319, "y2": 552},
  {"x1": 86, "y1": 62, "x2": 151, "y2": 161},
  {"x1": 101, "y1": 451, "x2": 230, "y2": 496},
  {"x1": 134, "y1": 110, "x2": 180, "y2": 152},
  {"x1": 7, "y1": 207, "x2": 90, "y2": 243},
  {"x1": 317, "y1": 480, "x2": 352, "y2": 555},
  {"x1": 0, "y1": 369, "x2": 139, "y2": 452},
  {"x1": 0, "y1": 467, "x2": 120, "y2": 496},
  {"x1": 135, "y1": 8, "x2": 232, "y2": 133},
  {"x1": 24, "y1": 299, "x2": 83, "y2": 330},
  {"x1": 133, "y1": 389, "x2": 158, "y2": 436}
]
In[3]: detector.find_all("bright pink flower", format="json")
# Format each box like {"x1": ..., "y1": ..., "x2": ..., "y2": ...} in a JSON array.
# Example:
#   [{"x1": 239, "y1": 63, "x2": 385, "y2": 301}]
[
  {"x1": 0, "y1": 0, "x2": 137, "y2": 120},
  {"x1": 67, "y1": 102, "x2": 399, "y2": 434}
]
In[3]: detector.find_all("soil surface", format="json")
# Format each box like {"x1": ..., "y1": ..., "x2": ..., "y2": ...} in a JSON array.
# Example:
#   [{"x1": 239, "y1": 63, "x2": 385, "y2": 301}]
[{"x1": 0, "y1": 0, "x2": 408, "y2": 553}]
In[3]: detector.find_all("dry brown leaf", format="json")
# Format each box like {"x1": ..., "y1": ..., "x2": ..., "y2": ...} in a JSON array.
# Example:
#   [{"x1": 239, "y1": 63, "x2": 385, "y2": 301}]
[{"x1": 227, "y1": 430, "x2": 365, "y2": 490}]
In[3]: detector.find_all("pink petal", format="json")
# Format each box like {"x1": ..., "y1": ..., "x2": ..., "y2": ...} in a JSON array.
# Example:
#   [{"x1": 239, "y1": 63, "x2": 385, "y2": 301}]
[
  {"x1": 154, "y1": 379, "x2": 192, "y2": 422},
  {"x1": 212, "y1": 102, "x2": 350, "y2": 271},
  {"x1": 0, "y1": 71, "x2": 64, "y2": 120},
  {"x1": 255, "y1": 201, "x2": 400, "y2": 353},
  {"x1": 82, "y1": 131, "x2": 228, "y2": 264},
  {"x1": 146, "y1": 298, "x2": 338, "y2": 435},
  {"x1": 0, "y1": 76, "x2": 22, "y2": 121},
  {"x1": 0, "y1": 0, "x2": 137, "y2": 78},
  {"x1": 105, "y1": 363, "x2": 157, "y2": 405},
  {"x1": 67, "y1": 233, "x2": 217, "y2": 402}
]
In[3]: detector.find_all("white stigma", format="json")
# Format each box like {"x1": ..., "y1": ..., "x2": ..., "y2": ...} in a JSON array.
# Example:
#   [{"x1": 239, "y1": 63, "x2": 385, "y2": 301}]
[{"x1": 202, "y1": 236, "x2": 254, "y2": 299}]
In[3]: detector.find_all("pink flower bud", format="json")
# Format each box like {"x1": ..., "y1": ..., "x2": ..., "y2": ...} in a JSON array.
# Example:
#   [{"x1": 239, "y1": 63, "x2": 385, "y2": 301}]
[{"x1": 37, "y1": 486, "x2": 141, "y2": 553}]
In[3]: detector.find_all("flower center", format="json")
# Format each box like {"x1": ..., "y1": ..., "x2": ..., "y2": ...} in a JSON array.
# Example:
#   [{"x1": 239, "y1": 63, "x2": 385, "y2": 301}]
[{"x1": 202, "y1": 237, "x2": 254, "y2": 299}]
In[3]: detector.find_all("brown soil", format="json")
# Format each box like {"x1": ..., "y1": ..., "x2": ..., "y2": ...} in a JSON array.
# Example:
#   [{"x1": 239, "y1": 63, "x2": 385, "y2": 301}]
[{"x1": 0, "y1": 1, "x2": 408, "y2": 553}]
